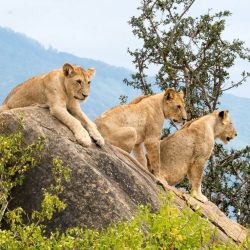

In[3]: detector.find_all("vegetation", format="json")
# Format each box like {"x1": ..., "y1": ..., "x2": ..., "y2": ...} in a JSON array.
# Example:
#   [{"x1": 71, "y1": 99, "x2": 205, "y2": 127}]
[
  {"x1": 124, "y1": 0, "x2": 250, "y2": 227},
  {"x1": 1, "y1": 196, "x2": 248, "y2": 249},
  {"x1": 0, "y1": 130, "x2": 44, "y2": 224}
]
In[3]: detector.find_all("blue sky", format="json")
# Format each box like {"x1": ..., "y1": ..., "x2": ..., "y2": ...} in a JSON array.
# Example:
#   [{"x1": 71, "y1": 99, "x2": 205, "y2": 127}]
[{"x1": 0, "y1": 0, "x2": 249, "y2": 98}]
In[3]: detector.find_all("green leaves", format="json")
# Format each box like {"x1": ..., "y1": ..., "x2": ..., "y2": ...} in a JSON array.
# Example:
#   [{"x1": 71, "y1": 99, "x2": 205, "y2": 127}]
[
  {"x1": 31, "y1": 158, "x2": 70, "y2": 224},
  {"x1": 0, "y1": 192, "x2": 245, "y2": 249},
  {"x1": 0, "y1": 131, "x2": 73, "y2": 248},
  {"x1": 204, "y1": 145, "x2": 250, "y2": 227},
  {"x1": 0, "y1": 131, "x2": 44, "y2": 224}
]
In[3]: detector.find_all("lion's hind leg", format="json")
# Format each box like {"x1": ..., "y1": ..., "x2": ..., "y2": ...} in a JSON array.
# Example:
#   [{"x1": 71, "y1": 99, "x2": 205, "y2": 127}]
[
  {"x1": 133, "y1": 143, "x2": 147, "y2": 168},
  {"x1": 107, "y1": 127, "x2": 137, "y2": 153}
]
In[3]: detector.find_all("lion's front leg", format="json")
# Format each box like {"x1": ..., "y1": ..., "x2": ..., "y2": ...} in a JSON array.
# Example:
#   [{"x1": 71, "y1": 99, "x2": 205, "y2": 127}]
[
  {"x1": 50, "y1": 106, "x2": 92, "y2": 147},
  {"x1": 188, "y1": 162, "x2": 208, "y2": 203},
  {"x1": 68, "y1": 102, "x2": 105, "y2": 147},
  {"x1": 85, "y1": 120, "x2": 105, "y2": 147},
  {"x1": 145, "y1": 138, "x2": 169, "y2": 188}
]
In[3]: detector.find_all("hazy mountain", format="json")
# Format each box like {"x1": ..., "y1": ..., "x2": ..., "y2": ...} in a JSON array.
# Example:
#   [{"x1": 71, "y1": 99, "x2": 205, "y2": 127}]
[{"x1": 0, "y1": 27, "x2": 249, "y2": 149}]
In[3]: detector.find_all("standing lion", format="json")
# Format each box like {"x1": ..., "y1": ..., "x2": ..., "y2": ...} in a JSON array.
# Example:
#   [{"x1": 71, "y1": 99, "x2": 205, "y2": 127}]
[
  {"x1": 156, "y1": 110, "x2": 237, "y2": 202},
  {"x1": 95, "y1": 89, "x2": 187, "y2": 178},
  {"x1": 0, "y1": 63, "x2": 104, "y2": 147}
]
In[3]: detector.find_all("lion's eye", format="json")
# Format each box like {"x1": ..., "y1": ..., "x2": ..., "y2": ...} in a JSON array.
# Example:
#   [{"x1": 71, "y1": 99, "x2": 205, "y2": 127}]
[
  {"x1": 76, "y1": 80, "x2": 82, "y2": 84},
  {"x1": 177, "y1": 105, "x2": 181, "y2": 109}
]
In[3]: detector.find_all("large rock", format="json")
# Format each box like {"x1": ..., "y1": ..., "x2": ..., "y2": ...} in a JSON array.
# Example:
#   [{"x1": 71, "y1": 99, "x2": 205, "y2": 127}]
[
  {"x1": 0, "y1": 107, "x2": 248, "y2": 245},
  {"x1": 0, "y1": 107, "x2": 161, "y2": 231}
]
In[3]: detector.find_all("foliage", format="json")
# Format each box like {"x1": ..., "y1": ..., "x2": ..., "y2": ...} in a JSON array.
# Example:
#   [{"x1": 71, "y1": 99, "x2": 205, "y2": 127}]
[
  {"x1": 1, "y1": 191, "x2": 248, "y2": 249},
  {"x1": 119, "y1": 94, "x2": 128, "y2": 105},
  {"x1": 204, "y1": 145, "x2": 250, "y2": 227},
  {"x1": 31, "y1": 158, "x2": 71, "y2": 224},
  {"x1": 125, "y1": 0, "x2": 250, "y2": 226},
  {"x1": 0, "y1": 149, "x2": 71, "y2": 249},
  {"x1": 0, "y1": 130, "x2": 44, "y2": 224}
]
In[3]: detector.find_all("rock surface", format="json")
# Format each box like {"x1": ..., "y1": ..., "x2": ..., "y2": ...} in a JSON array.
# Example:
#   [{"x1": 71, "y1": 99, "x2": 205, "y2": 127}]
[
  {"x1": 0, "y1": 107, "x2": 161, "y2": 231},
  {"x1": 0, "y1": 107, "x2": 248, "y2": 244}
]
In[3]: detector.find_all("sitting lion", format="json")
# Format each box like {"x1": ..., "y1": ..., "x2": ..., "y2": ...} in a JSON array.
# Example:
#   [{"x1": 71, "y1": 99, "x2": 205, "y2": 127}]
[
  {"x1": 155, "y1": 110, "x2": 237, "y2": 202},
  {"x1": 95, "y1": 88, "x2": 187, "y2": 177},
  {"x1": 0, "y1": 63, "x2": 104, "y2": 147}
]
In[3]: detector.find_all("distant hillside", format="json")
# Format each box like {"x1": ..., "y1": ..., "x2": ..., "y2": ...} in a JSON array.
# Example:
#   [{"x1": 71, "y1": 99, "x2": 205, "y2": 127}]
[{"x1": 0, "y1": 27, "x2": 249, "y2": 148}]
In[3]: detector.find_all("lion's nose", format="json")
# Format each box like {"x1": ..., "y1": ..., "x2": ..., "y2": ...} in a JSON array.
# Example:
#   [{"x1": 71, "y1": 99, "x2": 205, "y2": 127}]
[
  {"x1": 182, "y1": 117, "x2": 187, "y2": 122},
  {"x1": 82, "y1": 94, "x2": 88, "y2": 98},
  {"x1": 235, "y1": 133, "x2": 237, "y2": 137}
]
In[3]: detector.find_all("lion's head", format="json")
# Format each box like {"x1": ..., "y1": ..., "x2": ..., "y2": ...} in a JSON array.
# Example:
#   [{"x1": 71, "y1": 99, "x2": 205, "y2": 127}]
[
  {"x1": 214, "y1": 110, "x2": 237, "y2": 144},
  {"x1": 62, "y1": 63, "x2": 96, "y2": 101},
  {"x1": 163, "y1": 88, "x2": 187, "y2": 124}
]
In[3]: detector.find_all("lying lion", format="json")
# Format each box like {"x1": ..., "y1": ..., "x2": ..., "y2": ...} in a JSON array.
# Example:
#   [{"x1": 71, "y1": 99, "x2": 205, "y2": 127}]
[
  {"x1": 0, "y1": 63, "x2": 104, "y2": 147},
  {"x1": 155, "y1": 110, "x2": 237, "y2": 202},
  {"x1": 95, "y1": 88, "x2": 187, "y2": 177}
]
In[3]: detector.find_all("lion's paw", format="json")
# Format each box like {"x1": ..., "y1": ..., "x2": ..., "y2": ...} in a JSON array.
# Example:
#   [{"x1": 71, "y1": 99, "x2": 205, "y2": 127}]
[
  {"x1": 193, "y1": 193, "x2": 208, "y2": 203},
  {"x1": 89, "y1": 129, "x2": 105, "y2": 147},
  {"x1": 156, "y1": 176, "x2": 169, "y2": 189},
  {"x1": 75, "y1": 132, "x2": 92, "y2": 147},
  {"x1": 95, "y1": 136, "x2": 105, "y2": 147}
]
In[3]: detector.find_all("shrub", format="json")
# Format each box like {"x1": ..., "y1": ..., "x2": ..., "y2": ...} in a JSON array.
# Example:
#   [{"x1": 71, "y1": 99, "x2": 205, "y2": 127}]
[{"x1": 0, "y1": 130, "x2": 44, "y2": 223}]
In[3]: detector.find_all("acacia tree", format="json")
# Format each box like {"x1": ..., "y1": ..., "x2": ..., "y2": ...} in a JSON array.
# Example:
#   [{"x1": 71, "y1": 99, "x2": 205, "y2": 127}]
[{"x1": 125, "y1": 0, "x2": 250, "y2": 227}]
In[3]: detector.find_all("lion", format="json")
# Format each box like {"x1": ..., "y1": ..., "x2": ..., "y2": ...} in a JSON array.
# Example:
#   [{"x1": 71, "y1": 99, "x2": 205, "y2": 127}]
[
  {"x1": 156, "y1": 110, "x2": 237, "y2": 203},
  {"x1": 95, "y1": 88, "x2": 187, "y2": 178},
  {"x1": 0, "y1": 63, "x2": 104, "y2": 147}
]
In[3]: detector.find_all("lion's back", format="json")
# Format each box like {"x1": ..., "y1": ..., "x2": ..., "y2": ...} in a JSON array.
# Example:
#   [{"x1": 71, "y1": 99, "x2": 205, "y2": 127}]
[
  {"x1": 161, "y1": 116, "x2": 215, "y2": 168},
  {"x1": 3, "y1": 70, "x2": 61, "y2": 108}
]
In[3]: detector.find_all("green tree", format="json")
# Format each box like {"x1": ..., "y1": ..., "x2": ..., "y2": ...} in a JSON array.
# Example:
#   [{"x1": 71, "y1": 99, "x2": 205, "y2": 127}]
[{"x1": 125, "y1": 0, "x2": 250, "y2": 227}]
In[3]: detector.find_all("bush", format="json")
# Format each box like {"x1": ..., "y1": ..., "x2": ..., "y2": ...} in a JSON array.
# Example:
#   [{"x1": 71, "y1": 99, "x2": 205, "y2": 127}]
[
  {"x1": 0, "y1": 130, "x2": 44, "y2": 223},
  {"x1": 1, "y1": 194, "x2": 248, "y2": 249}
]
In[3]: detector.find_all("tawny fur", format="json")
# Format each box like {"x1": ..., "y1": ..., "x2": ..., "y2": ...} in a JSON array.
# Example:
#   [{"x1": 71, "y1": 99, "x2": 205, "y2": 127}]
[
  {"x1": 157, "y1": 110, "x2": 237, "y2": 203},
  {"x1": 128, "y1": 95, "x2": 149, "y2": 104},
  {"x1": 95, "y1": 89, "x2": 187, "y2": 177},
  {"x1": 0, "y1": 63, "x2": 104, "y2": 147}
]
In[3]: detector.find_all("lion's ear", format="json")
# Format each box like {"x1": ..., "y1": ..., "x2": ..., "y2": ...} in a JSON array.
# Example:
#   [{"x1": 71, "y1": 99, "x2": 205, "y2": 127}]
[
  {"x1": 87, "y1": 68, "x2": 96, "y2": 78},
  {"x1": 164, "y1": 88, "x2": 176, "y2": 100},
  {"x1": 63, "y1": 63, "x2": 75, "y2": 77},
  {"x1": 219, "y1": 110, "x2": 229, "y2": 119}
]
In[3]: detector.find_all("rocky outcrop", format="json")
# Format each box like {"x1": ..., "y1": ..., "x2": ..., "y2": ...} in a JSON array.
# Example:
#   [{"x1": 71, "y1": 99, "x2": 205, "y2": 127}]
[
  {"x1": 0, "y1": 107, "x2": 161, "y2": 231},
  {"x1": 0, "y1": 107, "x2": 248, "y2": 245}
]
